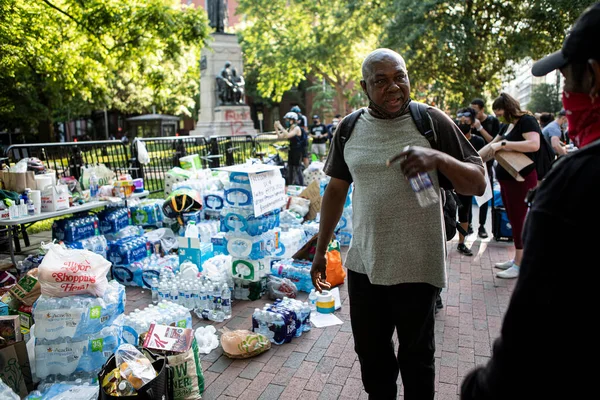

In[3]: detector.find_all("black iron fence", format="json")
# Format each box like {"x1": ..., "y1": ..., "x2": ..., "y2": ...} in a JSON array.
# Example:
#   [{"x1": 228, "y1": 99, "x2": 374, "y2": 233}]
[
  {"x1": 5, "y1": 141, "x2": 131, "y2": 182},
  {"x1": 3, "y1": 133, "x2": 297, "y2": 194}
]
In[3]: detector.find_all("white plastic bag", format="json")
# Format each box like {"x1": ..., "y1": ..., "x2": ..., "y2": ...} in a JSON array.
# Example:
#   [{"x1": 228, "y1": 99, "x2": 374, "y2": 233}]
[
  {"x1": 194, "y1": 326, "x2": 219, "y2": 354},
  {"x1": 136, "y1": 139, "x2": 151, "y2": 165},
  {"x1": 37, "y1": 243, "x2": 111, "y2": 297}
]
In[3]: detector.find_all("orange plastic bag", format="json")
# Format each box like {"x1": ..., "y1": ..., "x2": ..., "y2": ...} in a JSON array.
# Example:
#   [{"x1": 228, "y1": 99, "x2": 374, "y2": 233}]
[
  {"x1": 292, "y1": 235, "x2": 346, "y2": 288},
  {"x1": 325, "y1": 240, "x2": 346, "y2": 288}
]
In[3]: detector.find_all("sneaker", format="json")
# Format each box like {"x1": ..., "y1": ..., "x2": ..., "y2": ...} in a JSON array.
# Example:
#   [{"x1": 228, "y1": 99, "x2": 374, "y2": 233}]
[
  {"x1": 457, "y1": 243, "x2": 473, "y2": 256},
  {"x1": 478, "y1": 226, "x2": 488, "y2": 239},
  {"x1": 496, "y1": 265, "x2": 519, "y2": 279},
  {"x1": 494, "y1": 260, "x2": 514, "y2": 270}
]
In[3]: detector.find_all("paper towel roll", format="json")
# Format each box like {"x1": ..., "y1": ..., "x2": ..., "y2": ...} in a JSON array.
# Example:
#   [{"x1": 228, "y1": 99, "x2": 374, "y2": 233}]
[
  {"x1": 34, "y1": 176, "x2": 52, "y2": 191},
  {"x1": 30, "y1": 190, "x2": 41, "y2": 215}
]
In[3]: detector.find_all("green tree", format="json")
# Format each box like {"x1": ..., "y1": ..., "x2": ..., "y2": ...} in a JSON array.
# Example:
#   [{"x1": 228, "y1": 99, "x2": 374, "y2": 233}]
[
  {"x1": 0, "y1": 0, "x2": 209, "y2": 141},
  {"x1": 307, "y1": 80, "x2": 335, "y2": 118},
  {"x1": 381, "y1": 0, "x2": 596, "y2": 108},
  {"x1": 527, "y1": 83, "x2": 562, "y2": 113},
  {"x1": 237, "y1": 0, "x2": 383, "y2": 114}
]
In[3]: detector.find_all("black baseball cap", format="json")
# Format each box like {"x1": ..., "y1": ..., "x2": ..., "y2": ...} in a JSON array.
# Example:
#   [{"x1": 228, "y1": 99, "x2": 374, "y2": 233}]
[{"x1": 532, "y1": 2, "x2": 600, "y2": 76}]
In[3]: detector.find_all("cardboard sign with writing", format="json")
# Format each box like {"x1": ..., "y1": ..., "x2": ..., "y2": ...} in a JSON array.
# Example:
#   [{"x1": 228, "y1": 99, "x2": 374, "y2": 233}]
[
  {"x1": 248, "y1": 170, "x2": 286, "y2": 216},
  {"x1": 299, "y1": 180, "x2": 322, "y2": 222}
]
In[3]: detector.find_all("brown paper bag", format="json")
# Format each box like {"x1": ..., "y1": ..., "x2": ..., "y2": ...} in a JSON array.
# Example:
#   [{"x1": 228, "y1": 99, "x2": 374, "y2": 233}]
[
  {"x1": 299, "y1": 180, "x2": 322, "y2": 221},
  {"x1": 0, "y1": 341, "x2": 34, "y2": 398},
  {"x1": 0, "y1": 171, "x2": 37, "y2": 192},
  {"x1": 495, "y1": 151, "x2": 533, "y2": 182}
]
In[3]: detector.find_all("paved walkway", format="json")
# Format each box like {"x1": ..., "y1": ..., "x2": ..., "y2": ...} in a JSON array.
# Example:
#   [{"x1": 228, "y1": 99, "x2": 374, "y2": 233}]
[{"x1": 125, "y1": 236, "x2": 517, "y2": 400}]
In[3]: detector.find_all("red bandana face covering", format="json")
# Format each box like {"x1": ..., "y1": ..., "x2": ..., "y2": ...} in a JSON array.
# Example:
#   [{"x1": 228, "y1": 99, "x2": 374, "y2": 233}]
[{"x1": 562, "y1": 91, "x2": 600, "y2": 148}]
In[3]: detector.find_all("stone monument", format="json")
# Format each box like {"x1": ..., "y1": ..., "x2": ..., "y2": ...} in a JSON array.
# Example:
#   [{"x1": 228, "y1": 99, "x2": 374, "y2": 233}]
[{"x1": 191, "y1": 0, "x2": 256, "y2": 137}]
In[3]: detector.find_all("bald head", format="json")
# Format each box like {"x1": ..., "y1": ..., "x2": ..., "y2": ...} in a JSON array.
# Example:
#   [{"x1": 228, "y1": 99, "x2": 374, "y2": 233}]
[{"x1": 361, "y1": 49, "x2": 406, "y2": 80}]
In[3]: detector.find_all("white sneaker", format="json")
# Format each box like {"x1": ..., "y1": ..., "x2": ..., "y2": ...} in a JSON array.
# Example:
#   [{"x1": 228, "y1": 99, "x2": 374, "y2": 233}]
[
  {"x1": 496, "y1": 265, "x2": 519, "y2": 279},
  {"x1": 494, "y1": 260, "x2": 514, "y2": 270}
]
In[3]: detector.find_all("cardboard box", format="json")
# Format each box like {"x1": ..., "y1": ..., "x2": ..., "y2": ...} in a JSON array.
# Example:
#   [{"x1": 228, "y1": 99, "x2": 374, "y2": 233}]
[
  {"x1": 9, "y1": 273, "x2": 40, "y2": 307},
  {"x1": 0, "y1": 315, "x2": 22, "y2": 346},
  {"x1": 178, "y1": 237, "x2": 213, "y2": 270},
  {"x1": 41, "y1": 184, "x2": 70, "y2": 212},
  {"x1": 143, "y1": 324, "x2": 193, "y2": 353},
  {"x1": 0, "y1": 340, "x2": 34, "y2": 397}
]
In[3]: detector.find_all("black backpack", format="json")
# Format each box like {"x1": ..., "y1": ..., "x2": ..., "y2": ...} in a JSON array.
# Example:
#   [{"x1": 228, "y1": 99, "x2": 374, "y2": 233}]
[
  {"x1": 536, "y1": 130, "x2": 555, "y2": 180},
  {"x1": 336, "y1": 101, "x2": 466, "y2": 241}
]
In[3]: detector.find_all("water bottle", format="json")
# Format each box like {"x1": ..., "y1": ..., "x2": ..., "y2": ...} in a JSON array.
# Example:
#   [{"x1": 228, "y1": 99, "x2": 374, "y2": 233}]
[
  {"x1": 308, "y1": 289, "x2": 317, "y2": 312},
  {"x1": 185, "y1": 220, "x2": 199, "y2": 238},
  {"x1": 409, "y1": 172, "x2": 439, "y2": 207},
  {"x1": 151, "y1": 278, "x2": 159, "y2": 305},
  {"x1": 303, "y1": 301, "x2": 312, "y2": 332},
  {"x1": 212, "y1": 284, "x2": 222, "y2": 312},
  {"x1": 222, "y1": 284, "x2": 232, "y2": 319},
  {"x1": 89, "y1": 169, "x2": 99, "y2": 200}
]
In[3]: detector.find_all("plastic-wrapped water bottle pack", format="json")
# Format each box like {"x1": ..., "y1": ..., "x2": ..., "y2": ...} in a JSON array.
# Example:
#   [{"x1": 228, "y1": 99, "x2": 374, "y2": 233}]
[
  {"x1": 33, "y1": 280, "x2": 126, "y2": 341},
  {"x1": 252, "y1": 297, "x2": 311, "y2": 345},
  {"x1": 35, "y1": 322, "x2": 123, "y2": 379}
]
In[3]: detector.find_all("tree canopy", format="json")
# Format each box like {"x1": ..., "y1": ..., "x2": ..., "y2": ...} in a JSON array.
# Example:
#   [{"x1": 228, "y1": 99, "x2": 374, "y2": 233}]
[
  {"x1": 0, "y1": 0, "x2": 210, "y2": 140},
  {"x1": 381, "y1": 0, "x2": 596, "y2": 109},
  {"x1": 237, "y1": 0, "x2": 383, "y2": 115},
  {"x1": 528, "y1": 83, "x2": 563, "y2": 114}
]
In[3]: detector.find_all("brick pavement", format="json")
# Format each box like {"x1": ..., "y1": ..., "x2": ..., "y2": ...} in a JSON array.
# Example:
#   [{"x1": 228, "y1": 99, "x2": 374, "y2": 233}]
[{"x1": 125, "y1": 237, "x2": 517, "y2": 400}]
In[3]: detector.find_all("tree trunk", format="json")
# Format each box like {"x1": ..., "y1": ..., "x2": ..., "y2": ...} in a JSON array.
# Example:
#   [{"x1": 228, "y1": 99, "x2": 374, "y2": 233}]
[
  {"x1": 38, "y1": 118, "x2": 54, "y2": 143},
  {"x1": 334, "y1": 84, "x2": 347, "y2": 116}
]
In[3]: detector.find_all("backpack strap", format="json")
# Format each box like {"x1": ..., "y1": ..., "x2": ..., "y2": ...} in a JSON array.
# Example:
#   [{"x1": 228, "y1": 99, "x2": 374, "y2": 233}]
[
  {"x1": 408, "y1": 101, "x2": 438, "y2": 149},
  {"x1": 337, "y1": 108, "x2": 366, "y2": 151}
]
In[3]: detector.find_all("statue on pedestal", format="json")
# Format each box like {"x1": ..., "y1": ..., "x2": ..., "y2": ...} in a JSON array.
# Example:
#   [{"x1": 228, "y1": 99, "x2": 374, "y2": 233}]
[
  {"x1": 216, "y1": 62, "x2": 246, "y2": 105},
  {"x1": 207, "y1": 0, "x2": 228, "y2": 33}
]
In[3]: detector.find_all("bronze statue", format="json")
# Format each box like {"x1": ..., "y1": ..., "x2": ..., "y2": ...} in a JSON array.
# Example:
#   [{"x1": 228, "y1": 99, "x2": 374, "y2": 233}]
[
  {"x1": 207, "y1": 0, "x2": 228, "y2": 33},
  {"x1": 216, "y1": 62, "x2": 245, "y2": 105}
]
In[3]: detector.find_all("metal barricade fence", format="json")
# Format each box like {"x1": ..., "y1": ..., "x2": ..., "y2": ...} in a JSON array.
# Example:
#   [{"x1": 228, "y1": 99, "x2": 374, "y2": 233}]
[
  {"x1": 131, "y1": 136, "x2": 212, "y2": 193},
  {"x1": 4, "y1": 134, "x2": 294, "y2": 195},
  {"x1": 4, "y1": 141, "x2": 131, "y2": 183}
]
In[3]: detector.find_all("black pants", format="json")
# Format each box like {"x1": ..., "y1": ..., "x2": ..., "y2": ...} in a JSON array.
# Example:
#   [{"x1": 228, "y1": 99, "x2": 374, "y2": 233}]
[
  {"x1": 348, "y1": 270, "x2": 437, "y2": 400},
  {"x1": 457, "y1": 193, "x2": 473, "y2": 223}
]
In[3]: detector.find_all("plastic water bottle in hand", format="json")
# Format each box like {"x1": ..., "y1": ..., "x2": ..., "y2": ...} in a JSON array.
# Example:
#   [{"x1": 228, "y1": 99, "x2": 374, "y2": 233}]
[{"x1": 402, "y1": 146, "x2": 439, "y2": 208}]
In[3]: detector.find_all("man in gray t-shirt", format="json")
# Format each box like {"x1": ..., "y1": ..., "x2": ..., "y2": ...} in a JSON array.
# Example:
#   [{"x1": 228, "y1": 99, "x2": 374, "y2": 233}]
[
  {"x1": 542, "y1": 110, "x2": 568, "y2": 156},
  {"x1": 310, "y1": 49, "x2": 485, "y2": 400}
]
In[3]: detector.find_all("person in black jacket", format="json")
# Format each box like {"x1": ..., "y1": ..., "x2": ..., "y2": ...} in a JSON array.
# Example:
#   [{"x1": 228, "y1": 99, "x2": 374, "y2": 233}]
[{"x1": 461, "y1": 3, "x2": 600, "y2": 399}]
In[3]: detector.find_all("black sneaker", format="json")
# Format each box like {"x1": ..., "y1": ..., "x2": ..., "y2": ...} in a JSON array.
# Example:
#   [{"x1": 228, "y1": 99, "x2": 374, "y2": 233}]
[
  {"x1": 457, "y1": 243, "x2": 473, "y2": 256},
  {"x1": 478, "y1": 226, "x2": 488, "y2": 239},
  {"x1": 435, "y1": 293, "x2": 443, "y2": 313},
  {"x1": 467, "y1": 224, "x2": 474, "y2": 235}
]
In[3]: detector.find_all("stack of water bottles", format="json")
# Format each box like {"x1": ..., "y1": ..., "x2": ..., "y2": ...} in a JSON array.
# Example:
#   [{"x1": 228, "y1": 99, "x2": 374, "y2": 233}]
[
  {"x1": 252, "y1": 297, "x2": 312, "y2": 345},
  {"x1": 113, "y1": 253, "x2": 179, "y2": 288},
  {"x1": 121, "y1": 300, "x2": 192, "y2": 345},
  {"x1": 32, "y1": 280, "x2": 126, "y2": 381},
  {"x1": 270, "y1": 259, "x2": 314, "y2": 292},
  {"x1": 321, "y1": 177, "x2": 354, "y2": 247},
  {"x1": 129, "y1": 199, "x2": 165, "y2": 227},
  {"x1": 203, "y1": 189, "x2": 225, "y2": 220},
  {"x1": 97, "y1": 207, "x2": 131, "y2": 236},
  {"x1": 53, "y1": 215, "x2": 109, "y2": 258},
  {"x1": 219, "y1": 171, "x2": 284, "y2": 300},
  {"x1": 154, "y1": 270, "x2": 232, "y2": 323}
]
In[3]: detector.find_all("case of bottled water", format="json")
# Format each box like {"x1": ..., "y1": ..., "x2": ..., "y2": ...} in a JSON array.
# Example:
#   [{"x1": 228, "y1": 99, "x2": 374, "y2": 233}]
[
  {"x1": 270, "y1": 259, "x2": 313, "y2": 293},
  {"x1": 252, "y1": 297, "x2": 311, "y2": 345},
  {"x1": 97, "y1": 207, "x2": 131, "y2": 235},
  {"x1": 33, "y1": 281, "x2": 125, "y2": 341},
  {"x1": 64, "y1": 235, "x2": 108, "y2": 259},
  {"x1": 129, "y1": 199, "x2": 165, "y2": 227},
  {"x1": 35, "y1": 322, "x2": 123, "y2": 379},
  {"x1": 52, "y1": 215, "x2": 100, "y2": 243}
]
